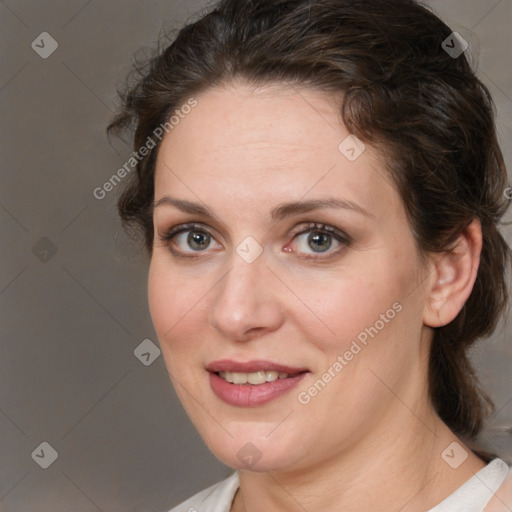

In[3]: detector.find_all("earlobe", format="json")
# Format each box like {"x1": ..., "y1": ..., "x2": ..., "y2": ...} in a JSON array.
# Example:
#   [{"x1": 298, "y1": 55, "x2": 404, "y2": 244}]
[{"x1": 423, "y1": 219, "x2": 482, "y2": 328}]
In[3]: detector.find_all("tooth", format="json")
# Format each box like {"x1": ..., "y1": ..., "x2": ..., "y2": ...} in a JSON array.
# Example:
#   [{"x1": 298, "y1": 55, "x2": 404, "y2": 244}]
[
  {"x1": 265, "y1": 371, "x2": 279, "y2": 382},
  {"x1": 231, "y1": 372, "x2": 248, "y2": 384},
  {"x1": 218, "y1": 370, "x2": 292, "y2": 384},
  {"x1": 247, "y1": 371, "x2": 267, "y2": 385},
  {"x1": 218, "y1": 371, "x2": 229, "y2": 382}
]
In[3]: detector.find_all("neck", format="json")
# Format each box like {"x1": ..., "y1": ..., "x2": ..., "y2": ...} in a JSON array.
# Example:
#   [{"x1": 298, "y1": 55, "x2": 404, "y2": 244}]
[{"x1": 232, "y1": 403, "x2": 486, "y2": 512}]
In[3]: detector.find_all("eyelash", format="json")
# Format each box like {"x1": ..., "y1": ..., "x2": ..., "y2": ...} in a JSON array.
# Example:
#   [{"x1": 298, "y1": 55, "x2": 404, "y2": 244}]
[{"x1": 158, "y1": 222, "x2": 351, "y2": 260}]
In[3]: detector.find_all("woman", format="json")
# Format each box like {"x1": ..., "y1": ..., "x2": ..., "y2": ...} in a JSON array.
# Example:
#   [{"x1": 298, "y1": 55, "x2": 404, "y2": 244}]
[{"x1": 108, "y1": 0, "x2": 512, "y2": 510}]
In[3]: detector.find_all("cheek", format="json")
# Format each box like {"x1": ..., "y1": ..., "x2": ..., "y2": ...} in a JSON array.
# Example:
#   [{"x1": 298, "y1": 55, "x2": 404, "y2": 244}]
[
  {"x1": 288, "y1": 260, "x2": 406, "y2": 356},
  {"x1": 147, "y1": 260, "x2": 203, "y2": 347},
  {"x1": 148, "y1": 262, "x2": 174, "y2": 335}
]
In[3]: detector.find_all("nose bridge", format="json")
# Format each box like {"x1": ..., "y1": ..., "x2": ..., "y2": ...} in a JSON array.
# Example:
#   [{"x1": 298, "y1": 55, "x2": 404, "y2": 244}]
[
  {"x1": 208, "y1": 246, "x2": 283, "y2": 338},
  {"x1": 216, "y1": 248, "x2": 265, "y2": 313}
]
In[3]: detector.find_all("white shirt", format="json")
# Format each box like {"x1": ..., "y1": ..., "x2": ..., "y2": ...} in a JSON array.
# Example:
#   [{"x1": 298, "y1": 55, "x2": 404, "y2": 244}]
[{"x1": 168, "y1": 458, "x2": 512, "y2": 512}]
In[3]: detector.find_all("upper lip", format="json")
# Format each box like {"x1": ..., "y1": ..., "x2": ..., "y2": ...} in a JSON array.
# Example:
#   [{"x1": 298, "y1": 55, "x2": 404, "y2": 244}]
[{"x1": 206, "y1": 359, "x2": 309, "y2": 374}]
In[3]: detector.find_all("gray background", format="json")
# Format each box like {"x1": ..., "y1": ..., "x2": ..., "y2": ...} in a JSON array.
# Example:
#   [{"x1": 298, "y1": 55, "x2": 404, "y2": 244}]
[{"x1": 0, "y1": 1, "x2": 511, "y2": 510}]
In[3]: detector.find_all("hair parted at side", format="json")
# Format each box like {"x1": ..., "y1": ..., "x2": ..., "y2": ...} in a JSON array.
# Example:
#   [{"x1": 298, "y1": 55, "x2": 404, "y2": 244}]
[{"x1": 107, "y1": 0, "x2": 511, "y2": 442}]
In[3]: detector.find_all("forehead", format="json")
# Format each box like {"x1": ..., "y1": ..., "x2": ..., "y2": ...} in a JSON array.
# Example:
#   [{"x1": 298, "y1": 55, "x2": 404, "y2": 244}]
[
  {"x1": 154, "y1": 82, "x2": 398, "y2": 222},
  {"x1": 159, "y1": 82, "x2": 344, "y2": 159}
]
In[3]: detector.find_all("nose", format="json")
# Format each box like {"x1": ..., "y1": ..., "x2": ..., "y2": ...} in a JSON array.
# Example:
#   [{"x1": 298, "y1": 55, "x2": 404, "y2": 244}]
[{"x1": 208, "y1": 250, "x2": 285, "y2": 341}]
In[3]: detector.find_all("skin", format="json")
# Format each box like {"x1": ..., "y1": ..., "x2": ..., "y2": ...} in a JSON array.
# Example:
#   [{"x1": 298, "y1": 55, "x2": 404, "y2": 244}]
[{"x1": 148, "y1": 81, "x2": 486, "y2": 511}]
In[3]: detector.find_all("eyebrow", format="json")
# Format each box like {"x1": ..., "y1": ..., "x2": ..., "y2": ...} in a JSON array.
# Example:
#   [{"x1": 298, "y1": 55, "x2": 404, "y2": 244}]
[{"x1": 152, "y1": 196, "x2": 373, "y2": 221}]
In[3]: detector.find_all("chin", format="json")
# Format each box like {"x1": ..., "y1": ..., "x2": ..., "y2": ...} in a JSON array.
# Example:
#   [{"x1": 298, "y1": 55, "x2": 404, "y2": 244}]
[{"x1": 200, "y1": 426, "x2": 308, "y2": 473}]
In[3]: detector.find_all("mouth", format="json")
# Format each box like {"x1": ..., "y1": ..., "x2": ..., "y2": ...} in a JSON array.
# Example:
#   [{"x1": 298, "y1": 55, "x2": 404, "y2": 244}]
[{"x1": 206, "y1": 360, "x2": 309, "y2": 406}]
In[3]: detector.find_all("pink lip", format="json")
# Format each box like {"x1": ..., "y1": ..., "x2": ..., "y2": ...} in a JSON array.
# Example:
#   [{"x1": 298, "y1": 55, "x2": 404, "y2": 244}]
[{"x1": 206, "y1": 360, "x2": 309, "y2": 407}]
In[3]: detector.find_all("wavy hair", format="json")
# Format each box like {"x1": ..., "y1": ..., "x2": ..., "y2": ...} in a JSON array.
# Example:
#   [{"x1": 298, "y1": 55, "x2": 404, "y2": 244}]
[{"x1": 107, "y1": 0, "x2": 510, "y2": 443}]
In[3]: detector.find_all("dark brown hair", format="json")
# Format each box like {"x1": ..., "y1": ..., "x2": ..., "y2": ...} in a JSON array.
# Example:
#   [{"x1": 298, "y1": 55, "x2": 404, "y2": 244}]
[{"x1": 107, "y1": 0, "x2": 510, "y2": 441}]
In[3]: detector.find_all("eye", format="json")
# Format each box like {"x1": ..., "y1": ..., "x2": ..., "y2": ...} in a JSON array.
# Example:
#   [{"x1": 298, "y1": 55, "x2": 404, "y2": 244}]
[
  {"x1": 158, "y1": 221, "x2": 350, "y2": 260},
  {"x1": 288, "y1": 223, "x2": 350, "y2": 259},
  {"x1": 159, "y1": 223, "x2": 220, "y2": 255}
]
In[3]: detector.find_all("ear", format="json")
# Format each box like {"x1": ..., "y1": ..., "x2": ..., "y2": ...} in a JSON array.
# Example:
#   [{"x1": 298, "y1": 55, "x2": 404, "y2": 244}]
[{"x1": 423, "y1": 219, "x2": 482, "y2": 328}]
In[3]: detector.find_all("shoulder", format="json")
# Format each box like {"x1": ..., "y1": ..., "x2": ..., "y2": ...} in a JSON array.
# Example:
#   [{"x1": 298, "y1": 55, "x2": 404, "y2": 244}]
[
  {"x1": 485, "y1": 462, "x2": 512, "y2": 512},
  {"x1": 167, "y1": 472, "x2": 239, "y2": 512},
  {"x1": 428, "y1": 458, "x2": 511, "y2": 512}
]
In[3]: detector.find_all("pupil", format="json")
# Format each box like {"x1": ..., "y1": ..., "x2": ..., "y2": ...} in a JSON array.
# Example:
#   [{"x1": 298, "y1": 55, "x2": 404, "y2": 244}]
[
  {"x1": 188, "y1": 231, "x2": 209, "y2": 250},
  {"x1": 309, "y1": 232, "x2": 331, "y2": 252}
]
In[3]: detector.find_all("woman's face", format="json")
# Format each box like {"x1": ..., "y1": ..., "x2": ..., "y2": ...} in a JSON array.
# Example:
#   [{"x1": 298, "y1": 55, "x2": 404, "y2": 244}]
[{"x1": 149, "y1": 82, "x2": 433, "y2": 472}]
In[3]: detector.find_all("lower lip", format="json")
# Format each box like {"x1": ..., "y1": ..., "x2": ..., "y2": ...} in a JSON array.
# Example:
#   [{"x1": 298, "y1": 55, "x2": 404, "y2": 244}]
[{"x1": 209, "y1": 372, "x2": 308, "y2": 407}]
